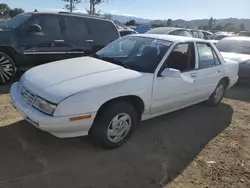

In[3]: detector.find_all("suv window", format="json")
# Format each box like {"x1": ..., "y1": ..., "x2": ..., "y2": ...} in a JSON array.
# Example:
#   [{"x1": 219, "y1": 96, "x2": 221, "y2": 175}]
[
  {"x1": 197, "y1": 43, "x2": 220, "y2": 69},
  {"x1": 28, "y1": 15, "x2": 61, "y2": 36},
  {"x1": 85, "y1": 18, "x2": 119, "y2": 45},
  {"x1": 63, "y1": 16, "x2": 91, "y2": 45},
  {"x1": 164, "y1": 42, "x2": 196, "y2": 72}
]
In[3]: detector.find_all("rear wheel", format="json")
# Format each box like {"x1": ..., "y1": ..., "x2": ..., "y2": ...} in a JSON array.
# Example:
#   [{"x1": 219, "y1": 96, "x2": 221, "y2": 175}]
[
  {"x1": 90, "y1": 102, "x2": 138, "y2": 149},
  {"x1": 0, "y1": 52, "x2": 16, "y2": 85},
  {"x1": 206, "y1": 80, "x2": 227, "y2": 106}
]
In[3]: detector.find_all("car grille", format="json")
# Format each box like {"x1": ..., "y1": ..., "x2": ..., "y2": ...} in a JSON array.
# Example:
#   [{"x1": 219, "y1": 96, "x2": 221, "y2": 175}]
[{"x1": 18, "y1": 84, "x2": 37, "y2": 106}]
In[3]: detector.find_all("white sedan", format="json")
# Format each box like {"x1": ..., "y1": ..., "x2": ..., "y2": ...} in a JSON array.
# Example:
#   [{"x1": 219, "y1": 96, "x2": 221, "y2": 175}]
[{"x1": 10, "y1": 34, "x2": 239, "y2": 148}]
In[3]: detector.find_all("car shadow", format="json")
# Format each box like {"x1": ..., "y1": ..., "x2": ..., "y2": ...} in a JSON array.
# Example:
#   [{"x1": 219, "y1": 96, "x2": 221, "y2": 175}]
[
  {"x1": 225, "y1": 84, "x2": 250, "y2": 103},
  {"x1": 0, "y1": 103, "x2": 233, "y2": 188},
  {"x1": 0, "y1": 76, "x2": 20, "y2": 95}
]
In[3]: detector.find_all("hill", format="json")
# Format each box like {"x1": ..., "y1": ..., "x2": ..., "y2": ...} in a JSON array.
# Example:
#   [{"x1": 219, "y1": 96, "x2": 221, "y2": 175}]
[{"x1": 111, "y1": 15, "x2": 250, "y2": 30}]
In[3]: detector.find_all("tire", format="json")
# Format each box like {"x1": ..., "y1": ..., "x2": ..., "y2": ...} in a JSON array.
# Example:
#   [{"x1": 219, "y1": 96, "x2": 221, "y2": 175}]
[
  {"x1": 90, "y1": 102, "x2": 138, "y2": 149},
  {"x1": 0, "y1": 52, "x2": 16, "y2": 85},
  {"x1": 206, "y1": 80, "x2": 227, "y2": 106}
]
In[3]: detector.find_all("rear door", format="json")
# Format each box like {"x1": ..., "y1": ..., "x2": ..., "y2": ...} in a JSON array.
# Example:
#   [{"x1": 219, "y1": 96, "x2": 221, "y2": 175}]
[
  {"x1": 62, "y1": 16, "x2": 94, "y2": 57},
  {"x1": 20, "y1": 14, "x2": 69, "y2": 67},
  {"x1": 195, "y1": 42, "x2": 224, "y2": 99}
]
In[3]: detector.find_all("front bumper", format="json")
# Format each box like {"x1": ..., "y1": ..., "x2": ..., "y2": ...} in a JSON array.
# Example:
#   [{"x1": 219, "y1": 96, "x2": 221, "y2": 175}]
[{"x1": 10, "y1": 82, "x2": 96, "y2": 138}]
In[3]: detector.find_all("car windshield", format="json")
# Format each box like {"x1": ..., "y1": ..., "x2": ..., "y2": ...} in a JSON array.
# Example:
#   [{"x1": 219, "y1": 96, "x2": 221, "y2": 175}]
[
  {"x1": 216, "y1": 39, "x2": 250, "y2": 55},
  {"x1": 4, "y1": 13, "x2": 32, "y2": 28},
  {"x1": 95, "y1": 36, "x2": 172, "y2": 73}
]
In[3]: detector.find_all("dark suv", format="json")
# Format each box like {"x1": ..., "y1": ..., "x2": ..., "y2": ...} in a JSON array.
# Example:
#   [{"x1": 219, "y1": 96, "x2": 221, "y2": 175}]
[{"x1": 0, "y1": 12, "x2": 120, "y2": 85}]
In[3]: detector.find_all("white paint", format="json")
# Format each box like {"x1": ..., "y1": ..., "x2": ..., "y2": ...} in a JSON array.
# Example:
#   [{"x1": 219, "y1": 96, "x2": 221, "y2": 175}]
[{"x1": 11, "y1": 35, "x2": 239, "y2": 138}]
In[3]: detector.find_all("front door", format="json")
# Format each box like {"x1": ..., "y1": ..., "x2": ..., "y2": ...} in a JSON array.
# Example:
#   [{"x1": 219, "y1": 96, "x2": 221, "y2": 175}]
[
  {"x1": 19, "y1": 14, "x2": 70, "y2": 69},
  {"x1": 151, "y1": 42, "x2": 198, "y2": 114},
  {"x1": 195, "y1": 43, "x2": 224, "y2": 99}
]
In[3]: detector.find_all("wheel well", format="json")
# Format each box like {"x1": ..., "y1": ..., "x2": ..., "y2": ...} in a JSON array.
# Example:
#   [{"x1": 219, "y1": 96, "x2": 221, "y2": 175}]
[
  {"x1": 0, "y1": 47, "x2": 16, "y2": 62},
  {"x1": 221, "y1": 77, "x2": 230, "y2": 88},
  {"x1": 96, "y1": 96, "x2": 145, "y2": 121}
]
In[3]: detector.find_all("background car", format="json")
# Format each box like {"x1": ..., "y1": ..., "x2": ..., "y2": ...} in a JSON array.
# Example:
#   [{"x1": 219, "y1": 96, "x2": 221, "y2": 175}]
[
  {"x1": 119, "y1": 29, "x2": 138, "y2": 37},
  {"x1": 216, "y1": 36, "x2": 250, "y2": 84},
  {"x1": 189, "y1": 29, "x2": 204, "y2": 38},
  {"x1": 146, "y1": 27, "x2": 194, "y2": 38},
  {"x1": 0, "y1": 12, "x2": 120, "y2": 85},
  {"x1": 208, "y1": 31, "x2": 234, "y2": 40},
  {"x1": 239, "y1": 31, "x2": 250, "y2": 37}
]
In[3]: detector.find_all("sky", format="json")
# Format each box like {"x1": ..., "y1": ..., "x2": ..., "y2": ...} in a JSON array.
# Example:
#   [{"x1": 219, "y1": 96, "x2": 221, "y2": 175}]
[{"x1": 1, "y1": 0, "x2": 250, "y2": 20}]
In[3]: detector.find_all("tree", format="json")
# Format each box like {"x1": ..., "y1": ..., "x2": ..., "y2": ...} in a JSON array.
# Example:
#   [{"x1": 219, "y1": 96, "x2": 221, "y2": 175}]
[
  {"x1": 34, "y1": 9, "x2": 38, "y2": 12},
  {"x1": 0, "y1": 3, "x2": 10, "y2": 18},
  {"x1": 240, "y1": 23, "x2": 245, "y2": 31},
  {"x1": 86, "y1": 0, "x2": 104, "y2": 15},
  {"x1": 166, "y1": 19, "x2": 172, "y2": 26},
  {"x1": 104, "y1": 13, "x2": 112, "y2": 20},
  {"x1": 223, "y1": 23, "x2": 234, "y2": 30},
  {"x1": 9, "y1": 8, "x2": 24, "y2": 18},
  {"x1": 61, "y1": 0, "x2": 81, "y2": 12},
  {"x1": 214, "y1": 24, "x2": 223, "y2": 31},
  {"x1": 125, "y1": 19, "x2": 136, "y2": 26},
  {"x1": 208, "y1": 17, "x2": 214, "y2": 29}
]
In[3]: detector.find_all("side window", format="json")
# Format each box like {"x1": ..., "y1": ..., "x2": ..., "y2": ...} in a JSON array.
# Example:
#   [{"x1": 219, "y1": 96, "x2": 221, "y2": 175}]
[
  {"x1": 64, "y1": 16, "x2": 90, "y2": 45},
  {"x1": 197, "y1": 43, "x2": 220, "y2": 69},
  {"x1": 183, "y1": 31, "x2": 193, "y2": 38},
  {"x1": 165, "y1": 43, "x2": 196, "y2": 72},
  {"x1": 170, "y1": 30, "x2": 181, "y2": 36},
  {"x1": 28, "y1": 15, "x2": 61, "y2": 36},
  {"x1": 213, "y1": 50, "x2": 221, "y2": 65},
  {"x1": 85, "y1": 19, "x2": 119, "y2": 45}
]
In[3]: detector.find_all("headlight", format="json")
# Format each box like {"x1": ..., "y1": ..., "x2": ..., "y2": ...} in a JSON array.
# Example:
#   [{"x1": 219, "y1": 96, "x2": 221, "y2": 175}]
[{"x1": 33, "y1": 97, "x2": 57, "y2": 115}]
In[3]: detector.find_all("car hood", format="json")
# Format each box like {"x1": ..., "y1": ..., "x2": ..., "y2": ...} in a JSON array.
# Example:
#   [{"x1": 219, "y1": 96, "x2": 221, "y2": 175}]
[
  {"x1": 220, "y1": 52, "x2": 250, "y2": 63},
  {"x1": 21, "y1": 57, "x2": 143, "y2": 103}
]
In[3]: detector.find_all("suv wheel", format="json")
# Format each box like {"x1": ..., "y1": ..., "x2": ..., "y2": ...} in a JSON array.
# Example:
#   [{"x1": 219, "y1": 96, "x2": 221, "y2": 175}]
[
  {"x1": 90, "y1": 102, "x2": 138, "y2": 149},
  {"x1": 206, "y1": 80, "x2": 226, "y2": 106},
  {"x1": 0, "y1": 52, "x2": 16, "y2": 85}
]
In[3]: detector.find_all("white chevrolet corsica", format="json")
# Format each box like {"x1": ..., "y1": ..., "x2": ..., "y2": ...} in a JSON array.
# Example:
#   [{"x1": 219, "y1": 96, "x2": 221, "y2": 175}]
[{"x1": 10, "y1": 34, "x2": 239, "y2": 148}]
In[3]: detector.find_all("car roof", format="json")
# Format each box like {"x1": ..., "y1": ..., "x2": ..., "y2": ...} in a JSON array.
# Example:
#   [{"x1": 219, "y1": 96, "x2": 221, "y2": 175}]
[
  {"x1": 23, "y1": 12, "x2": 110, "y2": 22},
  {"x1": 131, "y1": 34, "x2": 208, "y2": 43},
  {"x1": 146, "y1": 27, "x2": 187, "y2": 34},
  {"x1": 221, "y1": 36, "x2": 250, "y2": 41}
]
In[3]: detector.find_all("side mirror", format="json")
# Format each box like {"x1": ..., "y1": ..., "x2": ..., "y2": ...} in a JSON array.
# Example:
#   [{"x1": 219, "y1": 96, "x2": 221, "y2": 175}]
[
  {"x1": 161, "y1": 68, "x2": 181, "y2": 78},
  {"x1": 27, "y1": 24, "x2": 42, "y2": 33}
]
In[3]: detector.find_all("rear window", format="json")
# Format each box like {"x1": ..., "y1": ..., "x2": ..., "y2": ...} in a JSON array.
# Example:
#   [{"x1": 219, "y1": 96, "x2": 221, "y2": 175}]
[
  {"x1": 85, "y1": 18, "x2": 119, "y2": 45},
  {"x1": 216, "y1": 39, "x2": 250, "y2": 55}
]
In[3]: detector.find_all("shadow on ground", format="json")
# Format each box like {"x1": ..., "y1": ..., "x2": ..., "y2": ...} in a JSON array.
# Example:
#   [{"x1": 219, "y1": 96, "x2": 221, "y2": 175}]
[
  {"x1": 0, "y1": 76, "x2": 20, "y2": 95},
  {"x1": 225, "y1": 84, "x2": 250, "y2": 103},
  {"x1": 0, "y1": 103, "x2": 233, "y2": 188}
]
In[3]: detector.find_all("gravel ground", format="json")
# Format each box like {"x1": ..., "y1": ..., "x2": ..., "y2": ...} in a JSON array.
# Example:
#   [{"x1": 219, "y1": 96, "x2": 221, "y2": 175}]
[{"x1": 0, "y1": 84, "x2": 249, "y2": 188}]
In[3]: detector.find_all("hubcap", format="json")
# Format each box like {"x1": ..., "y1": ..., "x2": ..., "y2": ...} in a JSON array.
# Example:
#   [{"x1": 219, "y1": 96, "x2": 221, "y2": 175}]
[
  {"x1": 107, "y1": 113, "x2": 132, "y2": 143},
  {"x1": 214, "y1": 84, "x2": 224, "y2": 103},
  {"x1": 0, "y1": 55, "x2": 14, "y2": 84}
]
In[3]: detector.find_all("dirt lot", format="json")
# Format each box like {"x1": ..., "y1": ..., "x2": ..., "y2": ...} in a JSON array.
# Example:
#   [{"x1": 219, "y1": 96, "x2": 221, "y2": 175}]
[{"x1": 0, "y1": 83, "x2": 249, "y2": 188}]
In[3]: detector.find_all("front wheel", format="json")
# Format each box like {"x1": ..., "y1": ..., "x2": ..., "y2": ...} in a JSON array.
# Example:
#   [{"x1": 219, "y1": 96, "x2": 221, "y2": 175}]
[
  {"x1": 0, "y1": 52, "x2": 16, "y2": 85},
  {"x1": 90, "y1": 102, "x2": 138, "y2": 149},
  {"x1": 206, "y1": 80, "x2": 226, "y2": 106}
]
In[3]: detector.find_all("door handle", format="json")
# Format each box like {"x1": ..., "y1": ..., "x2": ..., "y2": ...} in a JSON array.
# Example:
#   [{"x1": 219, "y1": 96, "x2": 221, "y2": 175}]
[
  {"x1": 190, "y1": 73, "x2": 196, "y2": 78},
  {"x1": 216, "y1": 69, "x2": 221, "y2": 73},
  {"x1": 85, "y1": 40, "x2": 94, "y2": 42},
  {"x1": 54, "y1": 40, "x2": 65, "y2": 42}
]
